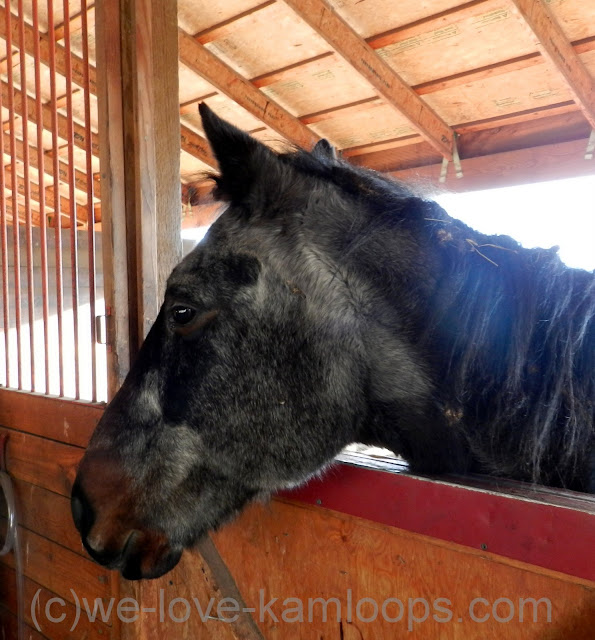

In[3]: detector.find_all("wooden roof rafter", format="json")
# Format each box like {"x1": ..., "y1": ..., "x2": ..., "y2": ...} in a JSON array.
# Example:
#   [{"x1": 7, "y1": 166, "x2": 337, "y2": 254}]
[
  {"x1": 0, "y1": 4, "x2": 215, "y2": 174},
  {"x1": 508, "y1": 0, "x2": 595, "y2": 131},
  {"x1": 52, "y1": 3, "x2": 96, "y2": 43},
  {"x1": 282, "y1": 0, "x2": 456, "y2": 161},
  {"x1": 178, "y1": 28, "x2": 319, "y2": 151},
  {"x1": 190, "y1": 2, "x2": 595, "y2": 151},
  {"x1": 0, "y1": 4, "x2": 97, "y2": 95},
  {"x1": 0, "y1": 156, "x2": 90, "y2": 226}
]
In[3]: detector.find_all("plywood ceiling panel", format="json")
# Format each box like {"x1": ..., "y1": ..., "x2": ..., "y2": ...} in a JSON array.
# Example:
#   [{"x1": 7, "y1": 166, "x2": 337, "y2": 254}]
[
  {"x1": 377, "y1": 2, "x2": 539, "y2": 85},
  {"x1": 326, "y1": 0, "x2": 468, "y2": 39},
  {"x1": 2, "y1": 0, "x2": 594, "y2": 231}
]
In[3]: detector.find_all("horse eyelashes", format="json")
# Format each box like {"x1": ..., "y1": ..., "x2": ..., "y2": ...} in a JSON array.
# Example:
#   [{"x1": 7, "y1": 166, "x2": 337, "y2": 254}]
[{"x1": 172, "y1": 309, "x2": 220, "y2": 339}]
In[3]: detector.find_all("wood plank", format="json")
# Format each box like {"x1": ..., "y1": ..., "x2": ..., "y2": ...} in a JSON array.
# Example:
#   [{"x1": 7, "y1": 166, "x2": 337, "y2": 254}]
[
  {"x1": 0, "y1": 388, "x2": 103, "y2": 448},
  {"x1": 209, "y1": 499, "x2": 595, "y2": 638},
  {"x1": 4, "y1": 477, "x2": 86, "y2": 556},
  {"x1": 509, "y1": 0, "x2": 595, "y2": 129},
  {"x1": 0, "y1": 4, "x2": 96, "y2": 95},
  {"x1": 95, "y1": 0, "x2": 132, "y2": 394},
  {"x1": 0, "y1": 606, "x2": 46, "y2": 640},
  {"x1": 119, "y1": 0, "x2": 182, "y2": 346},
  {"x1": 180, "y1": 124, "x2": 217, "y2": 169},
  {"x1": 390, "y1": 137, "x2": 595, "y2": 191},
  {"x1": 283, "y1": 0, "x2": 455, "y2": 159},
  {"x1": 178, "y1": 28, "x2": 319, "y2": 150},
  {"x1": 138, "y1": 552, "x2": 240, "y2": 640},
  {"x1": 0, "y1": 565, "x2": 111, "y2": 640},
  {"x1": 144, "y1": 0, "x2": 183, "y2": 300},
  {"x1": 0, "y1": 426, "x2": 82, "y2": 496},
  {"x1": 0, "y1": 527, "x2": 111, "y2": 606},
  {"x1": 0, "y1": 80, "x2": 100, "y2": 158},
  {"x1": 282, "y1": 463, "x2": 595, "y2": 582}
]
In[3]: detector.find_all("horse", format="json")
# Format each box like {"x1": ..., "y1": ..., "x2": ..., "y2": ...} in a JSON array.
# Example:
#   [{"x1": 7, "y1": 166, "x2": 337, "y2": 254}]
[{"x1": 72, "y1": 103, "x2": 595, "y2": 580}]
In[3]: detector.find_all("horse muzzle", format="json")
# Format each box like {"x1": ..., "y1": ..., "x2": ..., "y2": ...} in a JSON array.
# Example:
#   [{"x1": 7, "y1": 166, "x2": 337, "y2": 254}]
[{"x1": 71, "y1": 462, "x2": 183, "y2": 580}]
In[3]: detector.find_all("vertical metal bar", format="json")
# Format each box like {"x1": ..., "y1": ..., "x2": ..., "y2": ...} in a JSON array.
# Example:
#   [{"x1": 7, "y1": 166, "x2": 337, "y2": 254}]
[
  {"x1": 32, "y1": 0, "x2": 50, "y2": 395},
  {"x1": 62, "y1": 0, "x2": 81, "y2": 399},
  {"x1": 0, "y1": 72, "x2": 9, "y2": 386},
  {"x1": 47, "y1": 0, "x2": 65, "y2": 397},
  {"x1": 81, "y1": 0, "x2": 97, "y2": 402},
  {"x1": 4, "y1": 5, "x2": 22, "y2": 390},
  {"x1": 18, "y1": 0, "x2": 36, "y2": 391}
]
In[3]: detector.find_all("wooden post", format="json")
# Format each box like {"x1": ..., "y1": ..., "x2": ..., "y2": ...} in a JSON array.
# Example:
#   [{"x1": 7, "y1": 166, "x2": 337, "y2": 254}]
[
  {"x1": 96, "y1": 0, "x2": 181, "y2": 395},
  {"x1": 120, "y1": 0, "x2": 182, "y2": 346}
]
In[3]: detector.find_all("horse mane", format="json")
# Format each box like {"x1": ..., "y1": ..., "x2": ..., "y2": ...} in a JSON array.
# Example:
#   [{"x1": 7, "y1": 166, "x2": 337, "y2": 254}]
[
  {"x1": 197, "y1": 143, "x2": 595, "y2": 488},
  {"x1": 281, "y1": 149, "x2": 595, "y2": 486},
  {"x1": 415, "y1": 205, "x2": 595, "y2": 487}
]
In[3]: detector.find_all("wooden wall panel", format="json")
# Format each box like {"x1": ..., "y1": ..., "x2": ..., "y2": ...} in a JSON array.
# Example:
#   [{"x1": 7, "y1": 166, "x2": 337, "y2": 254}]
[
  {"x1": 128, "y1": 497, "x2": 595, "y2": 639},
  {"x1": 0, "y1": 426, "x2": 82, "y2": 496},
  {"x1": 8, "y1": 478, "x2": 86, "y2": 555},
  {"x1": 0, "y1": 389, "x2": 102, "y2": 448},
  {"x1": 0, "y1": 606, "x2": 46, "y2": 640},
  {"x1": 0, "y1": 528, "x2": 110, "y2": 608},
  {"x1": 210, "y1": 499, "x2": 595, "y2": 639},
  {"x1": 0, "y1": 390, "x2": 117, "y2": 640},
  {"x1": 0, "y1": 566, "x2": 110, "y2": 640}
]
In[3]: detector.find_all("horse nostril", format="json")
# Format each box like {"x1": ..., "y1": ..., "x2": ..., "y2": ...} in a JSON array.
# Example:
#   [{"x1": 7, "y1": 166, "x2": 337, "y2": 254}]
[
  {"x1": 71, "y1": 494, "x2": 83, "y2": 530},
  {"x1": 71, "y1": 481, "x2": 95, "y2": 536}
]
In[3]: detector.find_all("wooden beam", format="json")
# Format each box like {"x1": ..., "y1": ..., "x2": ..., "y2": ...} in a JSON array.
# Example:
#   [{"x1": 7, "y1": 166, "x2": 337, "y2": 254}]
[
  {"x1": 96, "y1": 0, "x2": 131, "y2": 393},
  {"x1": 283, "y1": 0, "x2": 455, "y2": 159},
  {"x1": 53, "y1": 4, "x2": 96, "y2": 43},
  {"x1": 0, "y1": 125, "x2": 100, "y2": 199},
  {"x1": 178, "y1": 28, "x2": 319, "y2": 150},
  {"x1": 180, "y1": 123, "x2": 217, "y2": 168},
  {"x1": 0, "y1": 79, "x2": 99, "y2": 157},
  {"x1": 0, "y1": 4, "x2": 96, "y2": 95},
  {"x1": 1, "y1": 164, "x2": 87, "y2": 225},
  {"x1": 121, "y1": 0, "x2": 182, "y2": 343},
  {"x1": 509, "y1": 0, "x2": 595, "y2": 130},
  {"x1": 391, "y1": 138, "x2": 595, "y2": 192}
]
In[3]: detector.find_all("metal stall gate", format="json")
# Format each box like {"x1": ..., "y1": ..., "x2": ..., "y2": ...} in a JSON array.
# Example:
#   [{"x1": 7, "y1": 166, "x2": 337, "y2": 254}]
[{"x1": 0, "y1": 0, "x2": 105, "y2": 403}]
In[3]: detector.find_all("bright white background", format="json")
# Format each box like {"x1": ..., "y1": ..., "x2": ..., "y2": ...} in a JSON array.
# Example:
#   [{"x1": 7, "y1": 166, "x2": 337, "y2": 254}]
[
  {"x1": 436, "y1": 174, "x2": 595, "y2": 271},
  {"x1": 182, "y1": 174, "x2": 595, "y2": 271}
]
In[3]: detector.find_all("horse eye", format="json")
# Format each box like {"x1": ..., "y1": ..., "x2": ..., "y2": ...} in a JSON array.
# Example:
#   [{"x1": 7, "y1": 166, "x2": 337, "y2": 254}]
[{"x1": 171, "y1": 306, "x2": 196, "y2": 326}]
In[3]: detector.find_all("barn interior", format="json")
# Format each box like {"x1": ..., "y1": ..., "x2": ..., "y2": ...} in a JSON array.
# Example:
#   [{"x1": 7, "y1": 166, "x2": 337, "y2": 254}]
[{"x1": 0, "y1": 0, "x2": 594, "y2": 639}]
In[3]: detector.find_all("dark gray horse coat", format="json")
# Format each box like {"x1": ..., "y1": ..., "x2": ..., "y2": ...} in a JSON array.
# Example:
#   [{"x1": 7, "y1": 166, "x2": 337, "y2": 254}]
[{"x1": 72, "y1": 104, "x2": 595, "y2": 579}]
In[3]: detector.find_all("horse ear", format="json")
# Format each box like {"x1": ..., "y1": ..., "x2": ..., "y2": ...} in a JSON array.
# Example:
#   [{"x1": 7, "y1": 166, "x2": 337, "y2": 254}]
[
  {"x1": 312, "y1": 138, "x2": 337, "y2": 161},
  {"x1": 199, "y1": 103, "x2": 276, "y2": 202}
]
